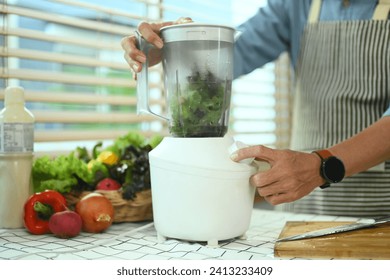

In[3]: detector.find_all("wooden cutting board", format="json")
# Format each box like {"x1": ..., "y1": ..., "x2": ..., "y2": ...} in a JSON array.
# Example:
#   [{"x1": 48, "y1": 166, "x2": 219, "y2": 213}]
[{"x1": 274, "y1": 221, "x2": 390, "y2": 259}]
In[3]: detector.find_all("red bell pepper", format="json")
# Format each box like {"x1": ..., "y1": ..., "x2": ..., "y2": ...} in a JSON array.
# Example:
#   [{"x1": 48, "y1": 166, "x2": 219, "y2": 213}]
[{"x1": 23, "y1": 190, "x2": 67, "y2": 235}]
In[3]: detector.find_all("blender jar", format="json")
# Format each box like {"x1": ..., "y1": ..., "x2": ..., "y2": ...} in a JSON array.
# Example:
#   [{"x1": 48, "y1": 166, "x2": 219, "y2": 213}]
[{"x1": 161, "y1": 24, "x2": 234, "y2": 137}]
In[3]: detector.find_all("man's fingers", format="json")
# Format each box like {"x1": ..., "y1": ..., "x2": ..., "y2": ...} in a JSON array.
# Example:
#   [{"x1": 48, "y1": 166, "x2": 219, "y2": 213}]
[
  {"x1": 174, "y1": 17, "x2": 193, "y2": 24},
  {"x1": 231, "y1": 145, "x2": 275, "y2": 163},
  {"x1": 138, "y1": 22, "x2": 164, "y2": 49},
  {"x1": 121, "y1": 35, "x2": 145, "y2": 72},
  {"x1": 137, "y1": 17, "x2": 192, "y2": 48},
  {"x1": 263, "y1": 193, "x2": 288, "y2": 206},
  {"x1": 121, "y1": 17, "x2": 193, "y2": 73}
]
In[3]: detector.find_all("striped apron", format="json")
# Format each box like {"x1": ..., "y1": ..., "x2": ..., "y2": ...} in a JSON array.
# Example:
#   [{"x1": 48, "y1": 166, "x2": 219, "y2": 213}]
[{"x1": 279, "y1": 0, "x2": 390, "y2": 217}]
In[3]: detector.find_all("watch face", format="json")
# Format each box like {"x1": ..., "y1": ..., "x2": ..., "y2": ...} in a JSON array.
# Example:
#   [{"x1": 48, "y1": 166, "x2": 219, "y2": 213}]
[{"x1": 323, "y1": 157, "x2": 345, "y2": 183}]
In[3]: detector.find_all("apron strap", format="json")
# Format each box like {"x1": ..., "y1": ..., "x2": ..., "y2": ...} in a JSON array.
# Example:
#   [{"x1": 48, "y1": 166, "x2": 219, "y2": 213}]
[
  {"x1": 308, "y1": 0, "x2": 322, "y2": 23},
  {"x1": 373, "y1": 0, "x2": 390, "y2": 20},
  {"x1": 309, "y1": 0, "x2": 390, "y2": 22}
]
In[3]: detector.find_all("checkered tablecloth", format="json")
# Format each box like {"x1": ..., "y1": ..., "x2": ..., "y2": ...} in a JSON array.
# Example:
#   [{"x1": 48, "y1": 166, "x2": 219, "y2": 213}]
[{"x1": 0, "y1": 209, "x2": 356, "y2": 260}]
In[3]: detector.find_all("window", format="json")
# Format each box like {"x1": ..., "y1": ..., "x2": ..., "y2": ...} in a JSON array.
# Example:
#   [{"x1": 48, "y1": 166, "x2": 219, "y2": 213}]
[{"x1": 1, "y1": 0, "x2": 292, "y2": 155}]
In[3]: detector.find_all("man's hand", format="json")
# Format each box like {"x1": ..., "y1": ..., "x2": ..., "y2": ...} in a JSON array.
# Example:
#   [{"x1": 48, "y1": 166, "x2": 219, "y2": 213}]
[
  {"x1": 231, "y1": 145, "x2": 324, "y2": 205},
  {"x1": 121, "y1": 17, "x2": 192, "y2": 77}
]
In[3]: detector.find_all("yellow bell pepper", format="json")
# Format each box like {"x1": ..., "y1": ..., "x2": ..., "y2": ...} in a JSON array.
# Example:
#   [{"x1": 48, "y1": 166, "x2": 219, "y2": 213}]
[{"x1": 96, "y1": 151, "x2": 119, "y2": 165}]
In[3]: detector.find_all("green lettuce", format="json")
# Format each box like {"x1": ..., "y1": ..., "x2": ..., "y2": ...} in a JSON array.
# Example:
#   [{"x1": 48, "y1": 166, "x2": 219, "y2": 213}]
[
  {"x1": 169, "y1": 68, "x2": 230, "y2": 137},
  {"x1": 32, "y1": 132, "x2": 162, "y2": 195},
  {"x1": 32, "y1": 152, "x2": 107, "y2": 193}
]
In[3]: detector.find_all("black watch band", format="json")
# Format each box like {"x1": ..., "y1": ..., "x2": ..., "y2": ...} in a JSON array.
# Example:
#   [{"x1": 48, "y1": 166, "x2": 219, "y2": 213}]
[{"x1": 312, "y1": 150, "x2": 345, "y2": 189}]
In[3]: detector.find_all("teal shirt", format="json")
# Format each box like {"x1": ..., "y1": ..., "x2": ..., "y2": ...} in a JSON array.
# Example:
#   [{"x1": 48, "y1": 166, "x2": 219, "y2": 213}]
[{"x1": 233, "y1": 0, "x2": 389, "y2": 116}]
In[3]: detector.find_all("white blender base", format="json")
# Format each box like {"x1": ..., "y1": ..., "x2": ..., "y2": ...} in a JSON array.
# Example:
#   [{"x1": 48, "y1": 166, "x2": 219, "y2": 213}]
[
  {"x1": 157, "y1": 232, "x2": 167, "y2": 243},
  {"x1": 156, "y1": 232, "x2": 248, "y2": 247},
  {"x1": 150, "y1": 137, "x2": 256, "y2": 249},
  {"x1": 239, "y1": 233, "x2": 248, "y2": 240}
]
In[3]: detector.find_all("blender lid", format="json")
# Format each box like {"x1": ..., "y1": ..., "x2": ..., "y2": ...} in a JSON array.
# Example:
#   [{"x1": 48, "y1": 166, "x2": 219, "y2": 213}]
[{"x1": 160, "y1": 23, "x2": 235, "y2": 43}]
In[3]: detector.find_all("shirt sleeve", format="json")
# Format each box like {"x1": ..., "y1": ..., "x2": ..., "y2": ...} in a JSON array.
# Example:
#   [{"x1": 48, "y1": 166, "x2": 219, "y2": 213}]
[
  {"x1": 233, "y1": 0, "x2": 310, "y2": 79},
  {"x1": 383, "y1": 105, "x2": 390, "y2": 117}
]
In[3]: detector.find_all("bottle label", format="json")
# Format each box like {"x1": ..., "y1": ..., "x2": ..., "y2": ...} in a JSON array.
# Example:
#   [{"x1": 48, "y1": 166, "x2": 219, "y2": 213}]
[{"x1": 0, "y1": 122, "x2": 34, "y2": 153}]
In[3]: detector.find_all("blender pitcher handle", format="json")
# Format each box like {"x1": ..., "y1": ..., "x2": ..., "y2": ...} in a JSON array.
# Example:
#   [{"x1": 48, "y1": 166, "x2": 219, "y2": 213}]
[{"x1": 135, "y1": 31, "x2": 168, "y2": 121}]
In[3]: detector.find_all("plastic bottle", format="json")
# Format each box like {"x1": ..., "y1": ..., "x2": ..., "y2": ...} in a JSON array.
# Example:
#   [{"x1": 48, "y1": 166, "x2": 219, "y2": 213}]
[{"x1": 0, "y1": 86, "x2": 34, "y2": 228}]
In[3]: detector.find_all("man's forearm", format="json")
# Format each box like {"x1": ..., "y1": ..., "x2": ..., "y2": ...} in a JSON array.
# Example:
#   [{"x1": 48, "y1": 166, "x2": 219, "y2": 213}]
[{"x1": 329, "y1": 116, "x2": 390, "y2": 177}]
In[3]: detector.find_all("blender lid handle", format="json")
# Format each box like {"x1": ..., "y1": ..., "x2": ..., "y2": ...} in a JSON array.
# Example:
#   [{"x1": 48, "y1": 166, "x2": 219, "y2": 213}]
[{"x1": 135, "y1": 31, "x2": 168, "y2": 121}]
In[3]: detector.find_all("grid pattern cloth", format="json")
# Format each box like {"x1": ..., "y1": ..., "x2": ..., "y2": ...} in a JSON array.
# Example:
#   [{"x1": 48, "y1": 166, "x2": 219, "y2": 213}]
[{"x1": 0, "y1": 209, "x2": 357, "y2": 260}]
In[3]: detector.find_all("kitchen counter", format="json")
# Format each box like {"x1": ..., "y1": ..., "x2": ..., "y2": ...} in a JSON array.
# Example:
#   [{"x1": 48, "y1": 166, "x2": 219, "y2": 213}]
[{"x1": 0, "y1": 209, "x2": 358, "y2": 260}]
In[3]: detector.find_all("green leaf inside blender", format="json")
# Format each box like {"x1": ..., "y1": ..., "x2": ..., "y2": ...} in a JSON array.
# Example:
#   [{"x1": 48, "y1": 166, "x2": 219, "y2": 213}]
[{"x1": 169, "y1": 68, "x2": 231, "y2": 137}]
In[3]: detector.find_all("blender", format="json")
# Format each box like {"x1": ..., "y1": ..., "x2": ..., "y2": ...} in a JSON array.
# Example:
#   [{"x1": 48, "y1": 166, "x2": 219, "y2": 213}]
[{"x1": 136, "y1": 23, "x2": 256, "y2": 246}]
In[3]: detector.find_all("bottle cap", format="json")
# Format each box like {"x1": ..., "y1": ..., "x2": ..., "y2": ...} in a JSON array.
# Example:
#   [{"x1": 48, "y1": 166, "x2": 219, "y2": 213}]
[{"x1": 4, "y1": 86, "x2": 25, "y2": 106}]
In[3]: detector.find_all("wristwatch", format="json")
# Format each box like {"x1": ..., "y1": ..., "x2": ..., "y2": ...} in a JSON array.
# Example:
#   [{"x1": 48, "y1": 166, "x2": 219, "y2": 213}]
[{"x1": 312, "y1": 150, "x2": 345, "y2": 189}]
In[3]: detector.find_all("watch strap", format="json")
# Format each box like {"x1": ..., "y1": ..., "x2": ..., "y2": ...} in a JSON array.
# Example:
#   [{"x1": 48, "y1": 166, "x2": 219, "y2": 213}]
[
  {"x1": 313, "y1": 149, "x2": 333, "y2": 160},
  {"x1": 319, "y1": 183, "x2": 331, "y2": 189},
  {"x1": 312, "y1": 149, "x2": 334, "y2": 189}
]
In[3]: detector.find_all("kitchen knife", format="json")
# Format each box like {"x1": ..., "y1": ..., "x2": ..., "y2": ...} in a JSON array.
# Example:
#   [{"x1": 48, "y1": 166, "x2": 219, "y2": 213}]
[{"x1": 276, "y1": 215, "x2": 390, "y2": 242}]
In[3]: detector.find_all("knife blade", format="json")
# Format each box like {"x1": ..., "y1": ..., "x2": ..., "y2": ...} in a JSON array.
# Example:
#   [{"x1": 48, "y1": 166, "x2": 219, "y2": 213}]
[{"x1": 276, "y1": 215, "x2": 390, "y2": 242}]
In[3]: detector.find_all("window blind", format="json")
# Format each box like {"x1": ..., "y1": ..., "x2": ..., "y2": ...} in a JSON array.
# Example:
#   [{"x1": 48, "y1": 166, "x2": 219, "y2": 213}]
[
  {"x1": 1, "y1": 0, "x2": 293, "y2": 155},
  {"x1": 1, "y1": 0, "x2": 165, "y2": 155}
]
